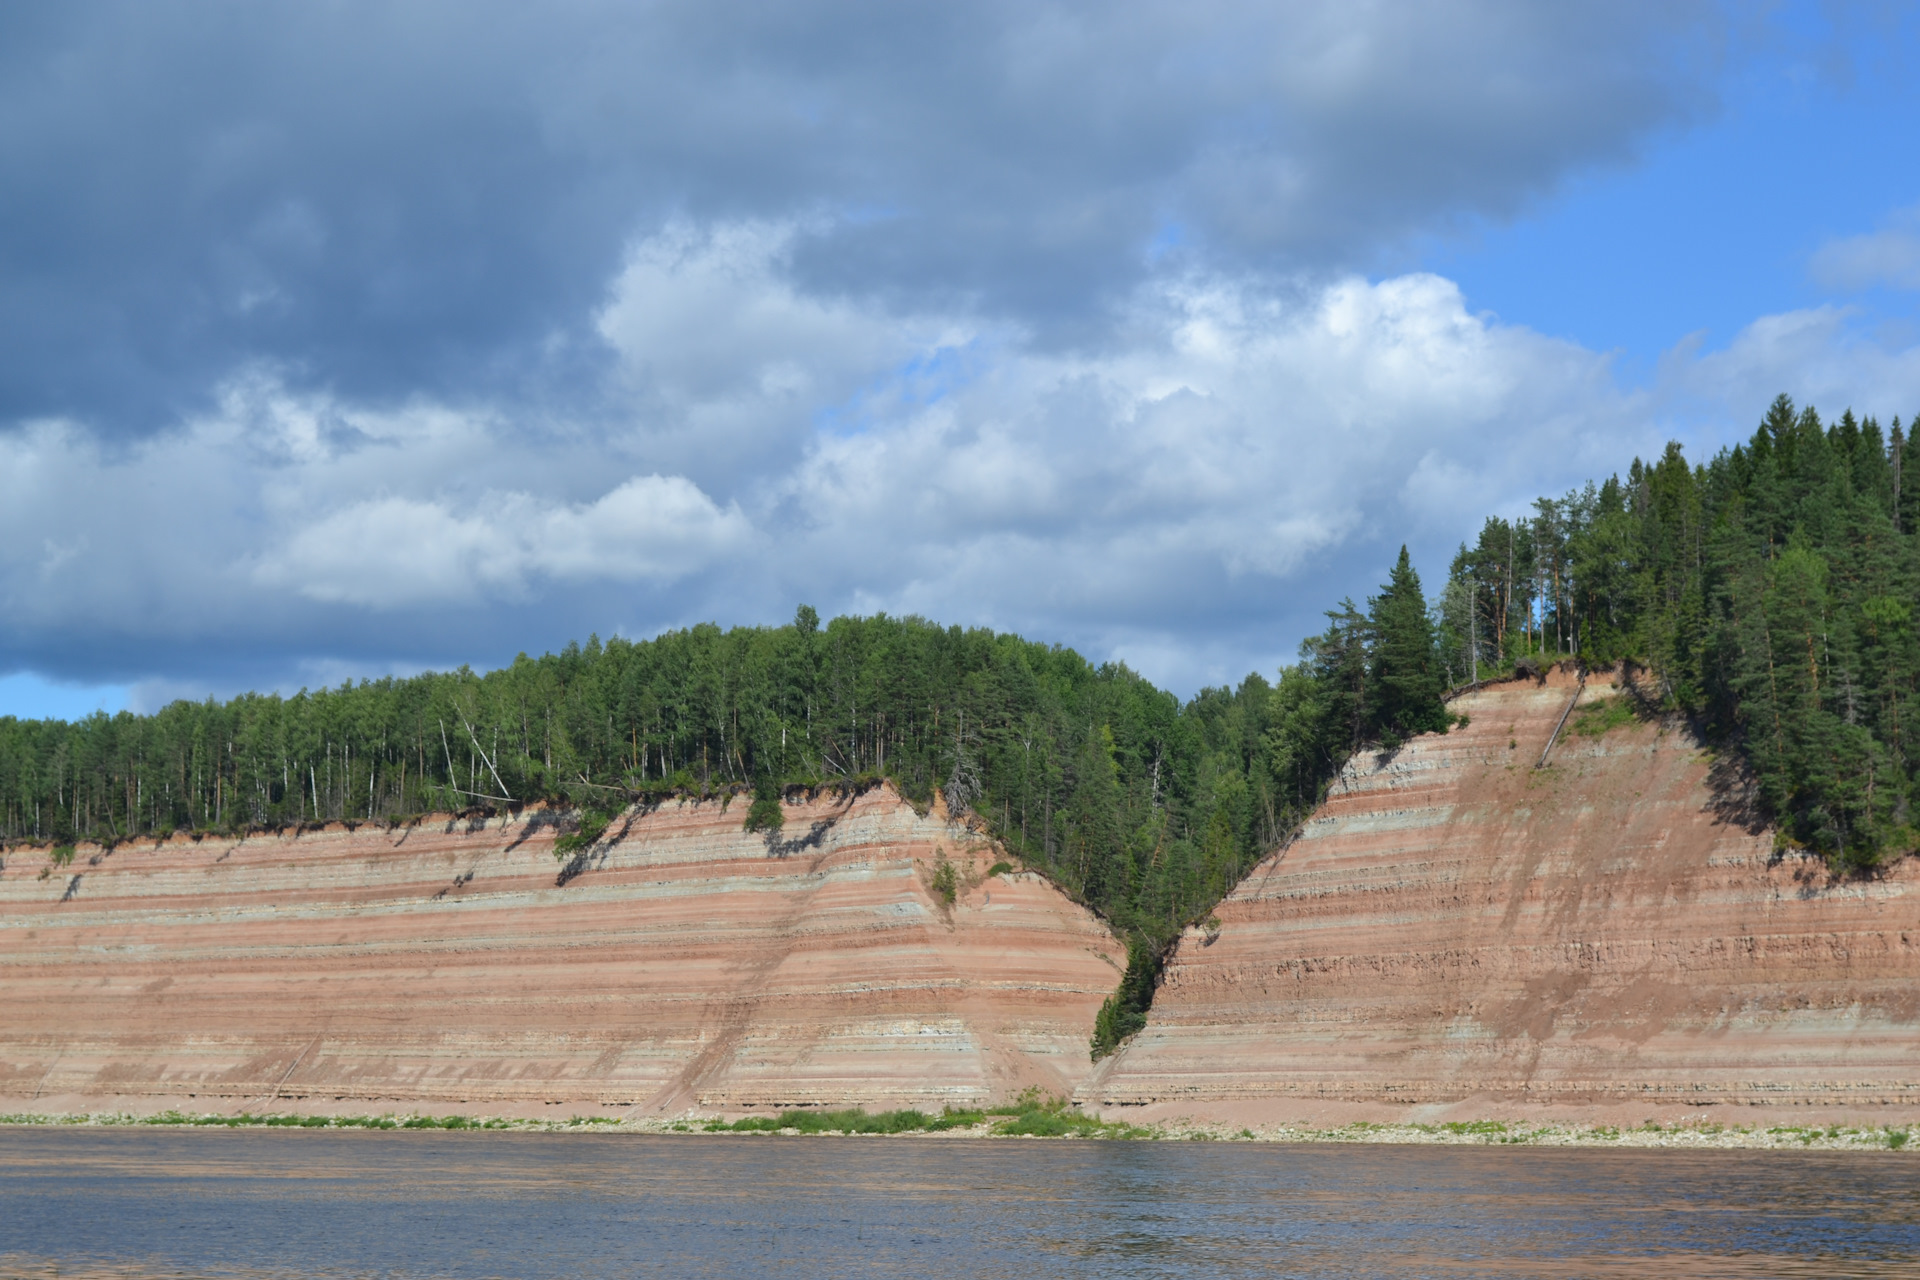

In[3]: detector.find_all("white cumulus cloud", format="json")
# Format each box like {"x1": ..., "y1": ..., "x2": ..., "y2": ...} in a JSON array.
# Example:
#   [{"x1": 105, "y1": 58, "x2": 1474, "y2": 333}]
[
  {"x1": 250, "y1": 476, "x2": 751, "y2": 609},
  {"x1": 3, "y1": 215, "x2": 1918, "y2": 700}
]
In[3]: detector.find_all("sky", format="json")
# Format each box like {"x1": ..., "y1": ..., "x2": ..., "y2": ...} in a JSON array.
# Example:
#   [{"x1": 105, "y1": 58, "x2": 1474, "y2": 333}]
[{"x1": 2, "y1": 1, "x2": 1919, "y2": 719}]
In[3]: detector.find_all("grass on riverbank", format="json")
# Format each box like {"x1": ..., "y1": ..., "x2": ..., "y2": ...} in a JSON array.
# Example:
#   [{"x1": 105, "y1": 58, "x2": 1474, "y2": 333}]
[
  {"x1": 0, "y1": 1109, "x2": 1912, "y2": 1150},
  {"x1": 0, "y1": 1111, "x2": 616, "y2": 1132},
  {"x1": 1315, "y1": 1119, "x2": 1915, "y2": 1151},
  {"x1": 692, "y1": 1092, "x2": 1153, "y2": 1139}
]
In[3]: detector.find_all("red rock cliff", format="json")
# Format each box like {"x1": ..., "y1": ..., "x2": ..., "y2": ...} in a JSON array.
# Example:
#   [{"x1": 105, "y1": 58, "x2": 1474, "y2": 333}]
[
  {"x1": 0, "y1": 785, "x2": 1123, "y2": 1115},
  {"x1": 1091, "y1": 667, "x2": 1920, "y2": 1119}
]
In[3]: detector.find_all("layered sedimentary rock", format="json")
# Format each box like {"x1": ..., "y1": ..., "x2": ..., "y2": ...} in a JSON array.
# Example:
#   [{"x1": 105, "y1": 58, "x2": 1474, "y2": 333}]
[
  {"x1": 1093, "y1": 667, "x2": 1920, "y2": 1114},
  {"x1": 0, "y1": 786, "x2": 1122, "y2": 1113}
]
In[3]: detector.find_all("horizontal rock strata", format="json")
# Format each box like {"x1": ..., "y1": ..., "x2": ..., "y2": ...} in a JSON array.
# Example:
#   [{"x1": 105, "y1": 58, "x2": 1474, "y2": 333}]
[
  {"x1": 1093, "y1": 667, "x2": 1920, "y2": 1113},
  {"x1": 0, "y1": 786, "x2": 1122, "y2": 1113}
]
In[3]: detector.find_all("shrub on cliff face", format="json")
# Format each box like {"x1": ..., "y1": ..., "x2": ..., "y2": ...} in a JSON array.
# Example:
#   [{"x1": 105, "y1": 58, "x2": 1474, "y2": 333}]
[
  {"x1": 553, "y1": 806, "x2": 617, "y2": 858},
  {"x1": 743, "y1": 795, "x2": 783, "y2": 831},
  {"x1": 929, "y1": 851, "x2": 958, "y2": 906},
  {"x1": 744, "y1": 780, "x2": 784, "y2": 833}
]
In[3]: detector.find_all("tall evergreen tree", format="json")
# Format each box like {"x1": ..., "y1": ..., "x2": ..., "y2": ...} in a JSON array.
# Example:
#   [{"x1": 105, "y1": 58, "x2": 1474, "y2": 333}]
[{"x1": 1366, "y1": 546, "x2": 1449, "y2": 746}]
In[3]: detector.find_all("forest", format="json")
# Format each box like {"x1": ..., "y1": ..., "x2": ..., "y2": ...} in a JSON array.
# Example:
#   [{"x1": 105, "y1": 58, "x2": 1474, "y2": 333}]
[
  {"x1": 0, "y1": 568, "x2": 1453, "y2": 1054},
  {"x1": 1, "y1": 394, "x2": 1914, "y2": 1045},
  {"x1": 1431, "y1": 395, "x2": 1919, "y2": 871}
]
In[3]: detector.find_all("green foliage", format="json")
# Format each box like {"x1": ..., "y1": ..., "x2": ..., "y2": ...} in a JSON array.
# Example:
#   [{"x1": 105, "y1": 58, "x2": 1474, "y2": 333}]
[
  {"x1": 1091, "y1": 935, "x2": 1163, "y2": 1059},
  {"x1": 1302, "y1": 552, "x2": 1449, "y2": 756},
  {"x1": 1570, "y1": 696, "x2": 1637, "y2": 738},
  {"x1": 1435, "y1": 397, "x2": 1920, "y2": 871},
  {"x1": 987, "y1": 861, "x2": 1014, "y2": 877},
  {"x1": 711, "y1": 1098, "x2": 1147, "y2": 1138},
  {"x1": 1367, "y1": 546, "x2": 1450, "y2": 745},
  {"x1": 0, "y1": 608, "x2": 1349, "y2": 972},
  {"x1": 929, "y1": 850, "x2": 958, "y2": 905},
  {"x1": 1440, "y1": 1120, "x2": 1507, "y2": 1136},
  {"x1": 48, "y1": 844, "x2": 74, "y2": 867},
  {"x1": 743, "y1": 795, "x2": 783, "y2": 831},
  {"x1": 986, "y1": 1093, "x2": 1151, "y2": 1138},
  {"x1": 719, "y1": 1108, "x2": 939, "y2": 1134},
  {"x1": 553, "y1": 806, "x2": 617, "y2": 858},
  {"x1": 744, "y1": 779, "x2": 784, "y2": 832},
  {"x1": 0, "y1": 562, "x2": 1483, "y2": 1042}
]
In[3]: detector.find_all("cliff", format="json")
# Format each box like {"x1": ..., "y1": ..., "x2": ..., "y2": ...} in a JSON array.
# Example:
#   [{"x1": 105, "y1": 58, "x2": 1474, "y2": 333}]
[
  {"x1": 0, "y1": 785, "x2": 1123, "y2": 1116},
  {"x1": 1090, "y1": 666, "x2": 1920, "y2": 1123}
]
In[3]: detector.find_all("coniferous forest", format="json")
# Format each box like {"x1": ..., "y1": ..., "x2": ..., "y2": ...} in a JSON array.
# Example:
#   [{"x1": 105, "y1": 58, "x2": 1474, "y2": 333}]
[
  {"x1": 1431, "y1": 395, "x2": 1919, "y2": 872},
  {"x1": 1, "y1": 394, "x2": 1916, "y2": 1043}
]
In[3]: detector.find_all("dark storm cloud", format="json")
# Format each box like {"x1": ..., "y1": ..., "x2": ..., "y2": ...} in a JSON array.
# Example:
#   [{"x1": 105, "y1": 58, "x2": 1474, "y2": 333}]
[{"x1": 0, "y1": 1, "x2": 1717, "y2": 435}]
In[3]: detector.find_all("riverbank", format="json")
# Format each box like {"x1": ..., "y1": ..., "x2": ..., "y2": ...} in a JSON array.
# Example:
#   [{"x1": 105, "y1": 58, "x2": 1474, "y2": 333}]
[{"x1": 3, "y1": 1107, "x2": 1912, "y2": 1151}]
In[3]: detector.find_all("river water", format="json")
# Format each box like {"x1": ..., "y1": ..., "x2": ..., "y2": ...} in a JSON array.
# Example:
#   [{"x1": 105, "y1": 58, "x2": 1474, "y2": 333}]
[{"x1": 3, "y1": 1129, "x2": 1917, "y2": 1278}]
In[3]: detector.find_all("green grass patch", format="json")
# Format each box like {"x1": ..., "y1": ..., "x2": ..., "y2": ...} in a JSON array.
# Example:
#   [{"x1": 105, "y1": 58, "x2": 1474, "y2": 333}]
[
  {"x1": 710, "y1": 1094, "x2": 1149, "y2": 1139},
  {"x1": 986, "y1": 1091, "x2": 1152, "y2": 1139},
  {"x1": 716, "y1": 1108, "x2": 944, "y2": 1134},
  {"x1": 1440, "y1": 1120, "x2": 1508, "y2": 1138},
  {"x1": 1571, "y1": 696, "x2": 1637, "y2": 738}
]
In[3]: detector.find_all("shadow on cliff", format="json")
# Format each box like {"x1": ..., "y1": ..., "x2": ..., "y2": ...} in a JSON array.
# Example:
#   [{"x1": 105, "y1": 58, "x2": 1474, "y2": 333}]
[
  {"x1": 1581, "y1": 662, "x2": 1769, "y2": 841},
  {"x1": 555, "y1": 805, "x2": 644, "y2": 888},
  {"x1": 504, "y1": 808, "x2": 566, "y2": 855},
  {"x1": 763, "y1": 818, "x2": 836, "y2": 858},
  {"x1": 1705, "y1": 748, "x2": 1770, "y2": 839}
]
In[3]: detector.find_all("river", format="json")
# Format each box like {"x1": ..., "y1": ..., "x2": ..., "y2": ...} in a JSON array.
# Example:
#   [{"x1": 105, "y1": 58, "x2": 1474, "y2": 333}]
[{"x1": 3, "y1": 1129, "x2": 1917, "y2": 1277}]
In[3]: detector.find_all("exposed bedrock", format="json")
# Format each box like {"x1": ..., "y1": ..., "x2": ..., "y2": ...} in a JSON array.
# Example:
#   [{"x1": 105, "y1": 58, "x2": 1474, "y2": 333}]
[
  {"x1": 0, "y1": 786, "x2": 1122, "y2": 1114},
  {"x1": 1090, "y1": 667, "x2": 1920, "y2": 1117}
]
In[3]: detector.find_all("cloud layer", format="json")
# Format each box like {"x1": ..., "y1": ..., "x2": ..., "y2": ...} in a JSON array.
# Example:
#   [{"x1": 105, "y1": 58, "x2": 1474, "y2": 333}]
[
  {"x1": 6, "y1": 3, "x2": 1917, "y2": 705},
  {"x1": 9, "y1": 212, "x2": 1914, "y2": 700},
  {"x1": 0, "y1": 2, "x2": 1713, "y2": 431}
]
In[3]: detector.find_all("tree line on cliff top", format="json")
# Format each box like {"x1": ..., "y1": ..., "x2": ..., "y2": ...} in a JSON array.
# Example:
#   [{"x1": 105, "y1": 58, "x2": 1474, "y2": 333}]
[
  {"x1": 0, "y1": 394, "x2": 1915, "y2": 1032},
  {"x1": 1429, "y1": 395, "x2": 1920, "y2": 872},
  {"x1": 0, "y1": 565, "x2": 1452, "y2": 1055}
]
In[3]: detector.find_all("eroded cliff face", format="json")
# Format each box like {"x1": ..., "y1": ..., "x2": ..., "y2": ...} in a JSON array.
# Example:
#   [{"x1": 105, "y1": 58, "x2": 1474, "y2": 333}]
[
  {"x1": 0, "y1": 786, "x2": 1122, "y2": 1115},
  {"x1": 1092, "y1": 667, "x2": 1920, "y2": 1120}
]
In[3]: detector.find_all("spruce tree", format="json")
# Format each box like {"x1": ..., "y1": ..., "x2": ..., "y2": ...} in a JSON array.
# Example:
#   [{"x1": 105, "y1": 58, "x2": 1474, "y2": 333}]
[{"x1": 1366, "y1": 546, "x2": 1449, "y2": 746}]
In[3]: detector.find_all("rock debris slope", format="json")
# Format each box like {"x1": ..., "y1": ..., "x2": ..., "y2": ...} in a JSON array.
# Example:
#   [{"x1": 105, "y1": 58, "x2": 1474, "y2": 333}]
[
  {"x1": 0, "y1": 786, "x2": 1122, "y2": 1115},
  {"x1": 1092, "y1": 667, "x2": 1920, "y2": 1118}
]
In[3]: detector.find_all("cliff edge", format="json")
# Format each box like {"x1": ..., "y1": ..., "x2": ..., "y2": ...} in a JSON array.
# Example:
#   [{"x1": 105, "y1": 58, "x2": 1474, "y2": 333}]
[{"x1": 1089, "y1": 666, "x2": 1920, "y2": 1124}]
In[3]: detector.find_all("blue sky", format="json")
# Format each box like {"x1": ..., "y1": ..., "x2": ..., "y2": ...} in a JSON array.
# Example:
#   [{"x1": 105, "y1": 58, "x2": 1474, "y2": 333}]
[
  {"x1": 1431, "y1": 4, "x2": 1920, "y2": 374},
  {"x1": 2, "y1": 2, "x2": 1918, "y2": 718}
]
